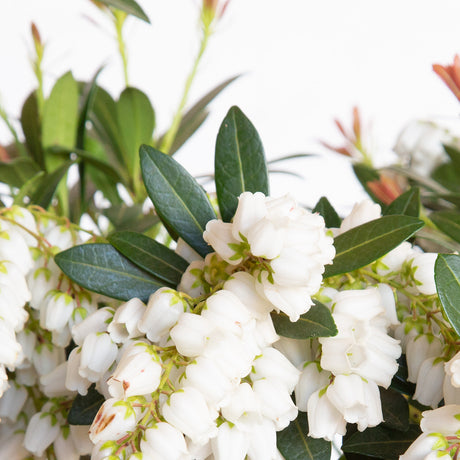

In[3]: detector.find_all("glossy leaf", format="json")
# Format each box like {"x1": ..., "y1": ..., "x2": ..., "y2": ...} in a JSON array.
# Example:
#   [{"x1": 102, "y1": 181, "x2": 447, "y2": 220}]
[
  {"x1": 277, "y1": 412, "x2": 331, "y2": 460},
  {"x1": 324, "y1": 216, "x2": 424, "y2": 278},
  {"x1": 117, "y1": 87, "x2": 155, "y2": 175},
  {"x1": 108, "y1": 231, "x2": 188, "y2": 286},
  {"x1": 341, "y1": 425, "x2": 421, "y2": 460},
  {"x1": 0, "y1": 158, "x2": 41, "y2": 188},
  {"x1": 97, "y1": 0, "x2": 150, "y2": 22},
  {"x1": 104, "y1": 204, "x2": 159, "y2": 232},
  {"x1": 14, "y1": 161, "x2": 72, "y2": 208},
  {"x1": 140, "y1": 145, "x2": 215, "y2": 257},
  {"x1": 215, "y1": 106, "x2": 269, "y2": 222},
  {"x1": 68, "y1": 384, "x2": 104, "y2": 425},
  {"x1": 312, "y1": 196, "x2": 341, "y2": 228},
  {"x1": 384, "y1": 187, "x2": 420, "y2": 218},
  {"x1": 271, "y1": 300, "x2": 337, "y2": 339},
  {"x1": 435, "y1": 254, "x2": 460, "y2": 336},
  {"x1": 379, "y1": 387, "x2": 409, "y2": 432},
  {"x1": 55, "y1": 243, "x2": 163, "y2": 302},
  {"x1": 20, "y1": 92, "x2": 44, "y2": 168},
  {"x1": 42, "y1": 72, "x2": 79, "y2": 152},
  {"x1": 431, "y1": 211, "x2": 460, "y2": 244}
]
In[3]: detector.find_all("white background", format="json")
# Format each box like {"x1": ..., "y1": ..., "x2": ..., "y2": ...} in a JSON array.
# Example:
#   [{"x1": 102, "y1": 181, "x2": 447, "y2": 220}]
[{"x1": 1, "y1": 0, "x2": 460, "y2": 213}]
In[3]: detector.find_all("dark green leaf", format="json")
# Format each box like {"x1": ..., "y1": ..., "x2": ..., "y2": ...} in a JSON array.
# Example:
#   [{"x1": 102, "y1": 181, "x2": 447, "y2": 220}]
[
  {"x1": 431, "y1": 162, "x2": 460, "y2": 193},
  {"x1": 140, "y1": 145, "x2": 216, "y2": 257},
  {"x1": 352, "y1": 163, "x2": 385, "y2": 206},
  {"x1": 215, "y1": 106, "x2": 269, "y2": 222},
  {"x1": 313, "y1": 196, "x2": 341, "y2": 228},
  {"x1": 14, "y1": 161, "x2": 72, "y2": 208},
  {"x1": 0, "y1": 158, "x2": 41, "y2": 188},
  {"x1": 390, "y1": 355, "x2": 416, "y2": 397},
  {"x1": 20, "y1": 92, "x2": 44, "y2": 168},
  {"x1": 443, "y1": 144, "x2": 460, "y2": 171},
  {"x1": 96, "y1": 0, "x2": 150, "y2": 22},
  {"x1": 341, "y1": 424, "x2": 421, "y2": 460},
  {"x1": 379, "y1": 387, "x2": 409, "y2": 432},
  {"x1": 431, "y1": 211, "x2": 460, "y2": 244},
  {"x1": 384, "y1": 187, "x2": 420, "y2": 218},
  {"x1": 435, "y1": 254, "x2": 460, "y2": 336},
  {"x1": 42, "y1": 72, "x2": 79, "y2": 152},
  {"x1": 108, "y1": 231, "x2": 188, "y2": 286},
  {"x1": 117, "y1": 87, "x2": 155, "y2": 176},
  {"x1": 324, "y1": 216, "x2": 424, "y2": 278},
  {"x1": 268, "y1": 153, "x2": 315, "y2": 164},
  {"x1": 104, "y1": 204, "x2": 159, "y2": 233},
  {"x1": 271, "y1": 300, "x2": 337, "y2": 339},
  {"x1": 277, "y1": 412, "x2": 331, "y2": 460},
  {"x1": 55, "y1": 243, "x2": 163, "y2": 302},
  {"x1": 68, "y1": 384, "x2": 104, "y2": 425}
]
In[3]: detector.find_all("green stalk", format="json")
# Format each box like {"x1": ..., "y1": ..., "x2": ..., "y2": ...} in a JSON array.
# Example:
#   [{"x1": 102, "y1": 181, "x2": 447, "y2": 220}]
[
  {"x1": 160, "y1": 17, "x2": 213, "y2": 154},
  {"x1": 114, "y1": 10, "x2": 129, "y2": 87}
]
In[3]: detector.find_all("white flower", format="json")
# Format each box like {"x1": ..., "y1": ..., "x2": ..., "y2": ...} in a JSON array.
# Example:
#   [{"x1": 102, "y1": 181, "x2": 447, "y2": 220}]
[
  {"x1": 54, "y1": 430, "x2": 80, "y2": 460},
  {"x1": 0, "y1": 383, "x2": 27, "y2": 422},
  {"x1": 0, "y1": 320, "x2": 22, "y2": 367},
  {"x1": 399, "y1": 432, "x2": 440, "y2": 460},
  {"x1": 377, "y1": 242, "x2": 414, "y2": 276},
  {"x1": 245, "y1": 417, "x2": 279, "y2": 460},
  {"x1": 406, "y1": 334, "x2": 443, "y2": 383},
  {"x1": 445, "y1": 351, "x2": 460, "y2": 388},
  {"x1": 175, "y1": 237, "x2": 202, "y2": 263},
  {"x1": 24, "y1": 407, "x2": 60, "y2": 456},
  {"x1": 170, "y1": 312, "x2": 213, "y2": 357},
  {"x1": 40, "y1": 361, "x2": 73, "y2": 397},
  {"x1": 211, "y1": 422, "x2": 249, "y2": 460},
  {"x1": 107, "y1": 342, "x2": 162, "y2": 399},
  {"x1": 203, "y1": 220, "x2": 243, "y2": 264},
  {"x1": 412, "y1": 253, "x2": 438, "y2": 296},
  {"x1": 107, "y1": 297, "x2": 146, "y2": 343},
  {"x1": 32, "y1": 343, "x2": 66, "y2": 376},
  {"x1": 443, "y1": 374, "x2": 460, "y2": 405},
  {"x1": 65, "y1": 347, "x2": 91, "y2": 395},
  {"x1": 295, "y1": 362, "x2": 330, "y2": 412},
  {"x1": 0, "y1": 222, "x2": 33, "y2": 275},
  {"x1": 220, "y1": 382, "x2": 260, "y2": 426},
  {"x1": 413, "y1": 357, "x2": 445, "y2": 408},
  {"x1": 79, "y1": 332, "x2": 118, "y2": 382},
  {"x1": 273, "y1": 336, "x2": 313, "y2": 368},
  {"x1": 247, "y1": 218, "x2": 285, "y2": 259},
  {"x1": 71, "y1": 307, "x2": 114, "y2": 346},
  {"x1": 70, "y1": 424, "x2": 94, "y2": 455},
  {"x1": 307, "y1": 389, "x2": 347, "y2": 441},
  {"x1": 231, "y1": 192, "x2": 267, "y2": 241},
  {"x1": 137, "y1": 288, "x2": 187, "y2": 343},
  {"x1": 177, "y1": 260, "x2": 206, "y2": 298},
  {"x1": 162, "y1": 386, "x2": 218, "y2": 445},
  {"x1": 339, "y1": 199, "x2": 381, "y2": 234},
  {"x1": 420, "y1": 404, "x2": 460, "y2": 434},
  {"x1": 141, "y1": 422, "x2": 190, "y2": 460},
  {"x1": 0, "y1": 426, "x2": 29, "y2": 459},
  {"x1": 89, "y1": 398, "x2": 140, "y2": 444},
  {"x1": 41, "y1": 290, "x2": 76, "y2": 332}
]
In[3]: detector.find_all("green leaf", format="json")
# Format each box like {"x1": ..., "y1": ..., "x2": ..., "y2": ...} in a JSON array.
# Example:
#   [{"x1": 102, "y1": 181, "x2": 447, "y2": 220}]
[
  {"x1": 435, "y1": 253, "x2": 460, "y2": 336},
  {"x1": 352, "y1": 163, "x2": 385, "y2": 206},
  {"x1": 117, "y1": 87, "x2": 155, "y2": 176},
  {"x1": 14, "y1": 161, "x2": 72, "y2": 208},
  {"x1": 42, "y1": 72, "x2": 79, "y2": 152},
  {"x1": 324, "y1": 216, "x2": 424, "y2": 278},
  {"x1": 390, "y1": 355, "x2": 416, "y2": 397},
  {"x1": 271, "y1": 300, "x2": 337, "y2": 339},
  {"x1": 0, "y1": 158, "x2": 41, "y2": 188},
  {"x1": 341, "y1": 425, "x2": 421, "y2": 460},
  {"x1": 68, "y1": 384, "x2": 104, "y2": 425},
  {"x1": 431, "y1": 211, "x2": 460, "y2": 244},
  {"x1": 55, "y1": 243, "x2": 164, "y2": 302},
  {"x1": 384, "y1": 187, "x2": 420, "y2": 218},
  {"x1": 431, "y1": 162, "x2": 460, "y2": 193},
  {"x1": 97, "y1": 0, "x2": 150, "y2": 22},
  {"x1": 215, "y1": 106, "x2": 269, "y2": 222},
  {"x1": 20, "y1": 92, "x2": 44, "y2": 168},
  {"x1": 140, "y1": 145, "x2": 216, "y2": 257},
  {"x1": 443, "y1": 144, "x2": 460, "y2": 170},
  {"x1": 379, "y1": 387, "x2": 409, "y2": 432},
  {"x1": 108, "y1": 231, "x2": 188, "y2": 286},
  {"x1": 277, "y1": 412, "x2": 331, "y2": 460},
  {"x1": 104, "y1": 204, "x2": 159, "y2": 233},
  {"x1": 312, "y1": 196, "x2": 341, "y2": 228}
]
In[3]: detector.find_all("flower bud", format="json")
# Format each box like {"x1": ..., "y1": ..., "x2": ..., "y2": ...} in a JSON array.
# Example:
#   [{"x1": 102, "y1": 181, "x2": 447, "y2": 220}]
[
  {"x1": 0, "y1": 382, "x2": 27, "y2": 422},
  {"x1": 211, "y1": 422, "x2": 249, "y2": 460},
  {"x1": 203, "y1": 220, "x2": 243, "y2": 264},
  {"x1": 41, "y1": 290, "x2": 76, "y2": 331},
  {"x1": 40, "y1": 361, "x2": 73, "y2": 397},
  {"x1": 170, "y1": 312, "x2": 213, "y2": 357},
  {"x1": 140, "y1": 422, "x2": 189, "y2": 459},
  {"x1": 71, "y1": 306, "x2": 114, "y2": 346},
  {"x1": 177, "y1": 260, "x2": 207, "y2": 297},
  {"x1": 54, "y1": 430, "x2": 80, "y2": 460},
  {"x1": 231, "y1": 192, "x2": 267, "y2": 241},
  {"x1": 413, "y1": 357, "x2": 445, "y2": 408},
  {"x1": 24, "y1": 407, "x2": 60, "y2": 456},
  {"x1": 412, "y1": 253, "x2": 438, "y2": 295},
  {"x1": 339, "y1": 200, "x2": 381, "y2": 234},
  {"x1": 79, "y1": 332, "x2": 118, "y2": 382},
  {"x1": 65, "y1": 347, "x2": 91, "y2": 395},
  {"x1": 295, "y1": 362, "x2": 330, "y2": 412},
  {"x1": 107, "y1": 297, "x2": 146, "y2": 343},
  {"x1": 445, "y1": 351, "x2": 460, "y2": 388}
]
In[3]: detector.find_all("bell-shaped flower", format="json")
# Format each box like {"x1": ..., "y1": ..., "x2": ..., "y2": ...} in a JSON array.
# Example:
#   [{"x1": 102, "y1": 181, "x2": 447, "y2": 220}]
[
  {"x1": 23, "y1": 405, "x2": 60, "y2": 456},
  {"x1": 0, "y1": 260, "x2": 30, "y2": 305},
  {"x1": 141, "y1": 422, "x2": 190, "y2": 460},
  {"x1": 406, "y1": 334, "x2": 443, "y2": 383},
  {"x1": 41, "y1": 290, "x2": 76, "y2": 332},
  {"x1": 252, "y1": 314, "x2": 279, "y2": 348},
  {"x1": 203, "y1": 220, "x2": 243, "y2": 264},
  {"x1": 0, "y1": 427, "x2": 29, "y2": 460},
  {"x1": 0, "y1": 223, "x2": 33, "y2": 275},
  {"x1": 420, "y1": 404, "x2": 460, "y2": 434},
  {"x1": 220, "y1": 382, "x2": 260, "y2": 426},
  {"x1": 107, "y1": 342, "x2": 162, "y2": 399},
  {"x1": 89, "y1": 398, "x2": 140, "y2": 444},
  {"x1": 247, "y1": 218, "x2": 285, "y2": 260},
  {"x1": 54, "y1": 430, "x2": 80, "y2": 460},
  {"x1": 445, "y1": 351, "x2": 460, "y2": 388},
  {"x1": 65, "y1": 347, "x2": 91, "y2": 395},
  {"x1": 177, "y1": 260, "x2": 207, "y2": 298},
  {"x1": 0, "y1": 382, "x2": 27, "y2": 422},
  {"x1": 107, "y1": 298, "x2": 146, "y2": 343},
  {"x1": 414, "y1": 358, "x2": 447, "y2": 408},
  {"x1": 175, "y1": 237, "x2": 202, "y2": 264},
  {"x1": 79, "y1": 332, "x2": 118, "y2": 382},
  {"x1": 0, "y1": 284, "x2": 28, "y2": 331},
  {"x1": 138, "y1": 288, "x2": 187, "y2": 343},
  {"x1": 245, "y1": 417, "x2": 279, "y2": 460},
  {"x1": 231, "y1": 191, "x2": 267, "y2": 241},
  {"x1": 412, "y1": 253, "x2": 438, "y2": 295},
  {"x1": 32, "y1": 342, "x2": 66, "y2": 376},
  {"x1": 376, "y1": 242, "x2": 414, "y2": 276},
  {"x1": 443, "y1": 374, "x2": 460, "y2": 405},
  {"x1": 0, "y1": 320, "x2": 22, "y2": 367},
  {"x1": 27, "y1": 264, "x2": 58, "y2": 310},
  {"x1": 71, "y1": 307, "x2": 114, "y2": 346},
  {"x1": 339, "y1": 199, "x2": 381, "y2": 234},
  {"x1": 70, "y1": 424, "x2": 94, "y2": 455},
  {"x1": 307, "y1": 389, "x2": 347, "y2": 441},
  {"x1": 162, "y1": 386, "x2": 218, "y2": 445},
  {"x1": 3, "y1": 205, "x2": 38, "y2": 245},
  {"x1": 170, "y1": 312, "x2": 213, "y2": 357},
  {"x1": 273, "y1": 336, "x2": 313, "y2": 368},
  {"x1": 40, "y1": 361, "x2": 73, "y2": 397},
  {"x1": 295, "y1": 362, "x2": 330, "y2": 412},
  {"x1": 399, "y1": 433, "x2": 441, "y2": 460},
  {"x1": 252, "y1": 378, "x2": 298, "y2": 430},
  {"x1": 211, "y1": 422, "x2": 249, "y2": 460}
]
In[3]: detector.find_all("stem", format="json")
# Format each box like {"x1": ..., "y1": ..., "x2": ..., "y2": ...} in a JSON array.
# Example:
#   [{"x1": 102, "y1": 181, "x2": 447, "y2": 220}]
[
  {"x1": 160, "y1": 19, "x2": 213, "y2": 154},
  {"x1": 114, "y1": 11, "x2": 129, "y2": 87}
]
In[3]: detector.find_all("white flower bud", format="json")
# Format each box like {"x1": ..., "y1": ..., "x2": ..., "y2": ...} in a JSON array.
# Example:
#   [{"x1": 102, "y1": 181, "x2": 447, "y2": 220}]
[
  {"x1": 211, "y1": 422, "x2": 249, "y2": 460},
  {"x1": 54, "y1": 430, "x2": 80, "y2": 460},
  {"x1": 107, "y1": 342, "x2": 162, "y2": 399},
  {"x1": 399, "y1": 433, "x2": 439, "y2": 460},
  {"x1": 0, "y1": 320, "x2": 22, "y2": 367},
  {"x1": 41, "y1": 290, "x2": 76, "y2": 331},
  {"x1": 413, "y1": 357, "x2": 445, "y2": 408},
  {"x1": 412, "y1": 252, "x2": 438, "y2": 295},
  {"x1": 231, "y1": 192, "x2": 267, "y2": 241},
  {"x1": 3, "y1": 205, "x2": 38, "y2": 246},
  {"x1": 339, "y1": 200, "x2": 381, "y2": 234},
  {"x1": 40, "y1": 361, "x2": 73, "y2": 397},
  {"x1": 177, "y1": 260, "x2": 206, "y2": 297},
  {"x1": 247, "y1": 218, "x2": 285, "y2": 259},
  {"x1": 420, "y1": 404, "x2": 460, "y2": 434},
  {"x1": 162, "y1": 386, "x2": 218, "y2": 445},
  {"x1": 0, "y1": 223, "x2": 33, "y2": 275},
  {"x1": 203, "y1": 220, "x2": 243, "y2": 264},
  {"x1": 44, "y1": 224, "x2": 75, "y2": 250},
  {"x1": 27, "y1": 265, "x2": 58, "y2": 309},
  {"x1": 71, "y1": 306, "x2": 114, "y2": 346},
  {"x1": 138, "y1": 288, "x2": 187, "y2": 343},
  {"x1": 175, "y1": 237, "x2": 203, "y2": 263},
  {"x1": 90, "y1": 398, "x2": 140, "y2": 444},
  {"x1": 170, "y1": 312, "x2": 213, "y2": 357},
  {"x1": 24, "y1": 408, "x2": 60, "y2": 456},
  {"x1": 220, "y1": 382, "x2": 259, "y2": 426},
  {"x1": 108, "y1": 298, "x2": 146, "y2": 343},
  {"x1": 0, "y1": 261, "x2": 30, "y2": 305},
  {"x1": 246, "y1": 417, "x2": 278, "y2": 460},
  {"x1": 70, "y1": 424, "x2": 94, "y2": 455},
  {"x1": 377, "y1": 242, "x2": 414, "y2": 276},
  {"x1": 32, "y1": 343, "x2": 66, "y2": 376},
  {"x1": 406, "y1": 334, "x2": 443, "y2": 383},
  {"x1": 65, "y1": 347, "x2": 91, "y2": 395},
  {"x1": 273, "y1": 337, "x2": 313, "y2": 368},
  {"x1": 0, "y1": 428, "x2": 29, "y2": 459},
  {"x1": 79, "y1": 332, "x2": 118, "y2": 382},
  {"x1": 295, "y1": 362, "x2": 330, "y2": 412},
  {"x1": 140, "y1": 422, "x2": 189, "y2": 459},
  {"x1": 445, "y1": 351, "x2": 460, "y2": 388},
  {"x1": 0, "y1": 383, "x2": 27, "y2": 422}
]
